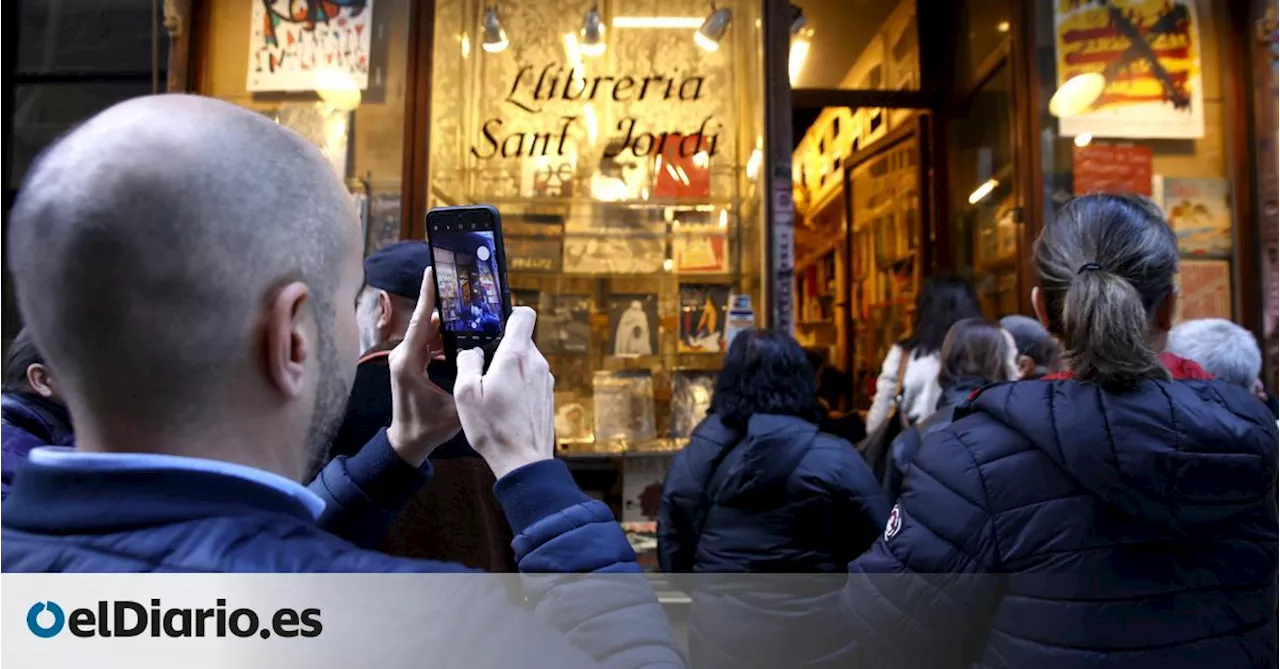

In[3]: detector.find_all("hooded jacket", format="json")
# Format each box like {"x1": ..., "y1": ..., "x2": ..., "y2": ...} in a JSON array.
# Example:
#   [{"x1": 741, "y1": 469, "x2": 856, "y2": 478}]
[
  {"x1": 841, "y1": 358, "x2": 1278, "y2": 668},
  {"x1": 883, "y1": 377, "x2": 987, "y2": 505},
  {"x1": 658, "y1": 414, "x2": 889, "y2": 669},
  {"x1": 1, "y1": 392, "x2": 74, "y2": 500}
]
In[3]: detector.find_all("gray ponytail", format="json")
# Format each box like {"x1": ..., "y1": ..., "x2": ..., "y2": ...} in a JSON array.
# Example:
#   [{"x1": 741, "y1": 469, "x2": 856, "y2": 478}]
[{"x1": 1034, "y1": 194, "x2": 1179, "y2": 391}]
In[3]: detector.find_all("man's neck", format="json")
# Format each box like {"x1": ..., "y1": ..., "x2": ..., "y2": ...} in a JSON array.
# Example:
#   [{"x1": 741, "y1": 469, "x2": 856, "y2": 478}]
[{"x1": 70, "y1": 420, "x2": 304, "y2": 482}]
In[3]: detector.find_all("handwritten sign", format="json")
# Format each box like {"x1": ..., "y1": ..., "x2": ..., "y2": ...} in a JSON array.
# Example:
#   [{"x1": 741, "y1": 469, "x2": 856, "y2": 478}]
[{"x1": 1073, "y1": 144, "x2": 1153, "y2": 196}]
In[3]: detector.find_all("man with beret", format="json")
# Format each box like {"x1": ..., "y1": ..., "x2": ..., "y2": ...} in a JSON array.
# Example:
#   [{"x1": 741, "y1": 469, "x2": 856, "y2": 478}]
[{"x1": 330, "y1": 240, "x2": 516, "y2": 571}]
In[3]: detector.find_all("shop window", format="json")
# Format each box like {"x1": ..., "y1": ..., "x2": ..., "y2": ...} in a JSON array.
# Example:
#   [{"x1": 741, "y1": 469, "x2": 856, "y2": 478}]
[
  {"x1": 789, "y1": 0, "x2": 918, "y2": 91},
  {"x1": 954, "y1": 0, "x2": 1012, "y2": 91},
  {"x1": 949, "y1": 64, "x2": 1016, "y2": 319},
  {"x1": 1034, "y1": 0, "x2": 1237, "y2": 325},
  {"x1": 198, "y1": 0, "x2": 414, "y2": 256},
  {"x1": 426, "y1": 0, "x2": 766, "y2": 567}
]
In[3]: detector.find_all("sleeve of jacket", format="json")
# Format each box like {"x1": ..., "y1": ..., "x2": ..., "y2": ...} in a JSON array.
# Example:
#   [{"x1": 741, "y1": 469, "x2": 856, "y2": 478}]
[
  {"x1": 657, "y1": 448, "x2": 699, "y2": 575},
  {"x1": 309, "y1": 428, "x2": 432, "y2": 549},
  {"x1": 813, "y1": 440, "x2": 891, "y2": 566},
  {"x1": 839, "y1": 428, "x2": 1004, "y2": 668},
  {"x1": 865, "y1": 344, "x2": 903, "y2": 436},
  {"x1": 494, "y1": 458, "x2": 686, "y2": 669}
]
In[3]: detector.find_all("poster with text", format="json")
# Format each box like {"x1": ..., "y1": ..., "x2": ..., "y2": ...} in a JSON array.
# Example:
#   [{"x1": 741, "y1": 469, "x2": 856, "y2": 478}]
[
  {"x1": 1164, "y1": 178, "x2": 1233, "y2": 256},
  {"x1": 1072, "y1": 144, "x2": 1153, "y2": 195},
  {"x1": 247, "y1": 1, "x2": 374, "y2": 93},
  {"x1": 608, "y1": 294, "x2": 660, "y2": 357},
  {"x1": 678, "y1": 284, "x2": 730, "y2": 353},
  {"x1": 1175, "y1": 259, "x2": 1232, "y2": 323},
  {"x1": 1054, "y1": 0, "x2": 1205, "y2": 139}
]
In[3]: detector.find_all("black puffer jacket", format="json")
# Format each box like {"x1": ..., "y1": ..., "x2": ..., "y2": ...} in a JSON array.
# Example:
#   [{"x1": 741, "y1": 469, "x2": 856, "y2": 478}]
[
  {"x1": 658, "y1": 414, "x2": 889, "y2": 668},
  {"x1": 883, "y1": 378, "x2": 986, "y2": 504}
]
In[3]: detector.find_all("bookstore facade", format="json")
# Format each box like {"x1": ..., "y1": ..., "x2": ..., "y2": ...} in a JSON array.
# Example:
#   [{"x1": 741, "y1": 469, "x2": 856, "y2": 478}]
[
  {"x1": 189, "y1": 0, "x2": 773, "y2": 558},
  {"x1": 173, "y1": 0, "x2": 1276, "y2": 562}
]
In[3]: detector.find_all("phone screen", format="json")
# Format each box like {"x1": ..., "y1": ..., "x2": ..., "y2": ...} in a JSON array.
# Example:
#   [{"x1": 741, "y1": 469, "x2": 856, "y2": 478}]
[{"x1": 425, "y1": 205, "x2": 511, "y2": 353}]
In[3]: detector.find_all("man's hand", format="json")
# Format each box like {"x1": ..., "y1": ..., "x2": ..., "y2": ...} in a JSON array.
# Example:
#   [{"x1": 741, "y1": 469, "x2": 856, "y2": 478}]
[
  {"x1": 454, "y1": 307, "x2": 555, "y2": 480},
  {"x1": 386, "y1": 268, "x2": 461, "y2": 467}
]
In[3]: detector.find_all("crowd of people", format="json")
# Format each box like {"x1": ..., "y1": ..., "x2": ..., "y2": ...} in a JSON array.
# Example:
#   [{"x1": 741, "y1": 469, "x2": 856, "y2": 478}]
[{"x1": 1, "y1": 94, "x2": 1277, "y2": 668}]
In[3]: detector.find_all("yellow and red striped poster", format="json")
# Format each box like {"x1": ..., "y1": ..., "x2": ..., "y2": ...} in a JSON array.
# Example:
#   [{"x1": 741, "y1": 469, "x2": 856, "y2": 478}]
[{"x1": 1054, "y1": 0, "x2": 1205, "y2": 139}]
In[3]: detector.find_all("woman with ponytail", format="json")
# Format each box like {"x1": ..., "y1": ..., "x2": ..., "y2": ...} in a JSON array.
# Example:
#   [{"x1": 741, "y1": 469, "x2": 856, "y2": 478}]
[{"x1": 837, "y1": 194, "x2": 1277, "y2": 667}]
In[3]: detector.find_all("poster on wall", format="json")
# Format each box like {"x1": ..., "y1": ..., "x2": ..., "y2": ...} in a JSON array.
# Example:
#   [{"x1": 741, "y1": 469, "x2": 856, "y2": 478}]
[
  {"x1": 247, "y1": 1, "x2": 374, "y2": 93},
  {"x1": 1164, "y1": 178, "x2": 1233, "y2": 256},
  {"x1": 1054, "y1": 0, "x2": 1205, "y2": 139},
  {"x1": 608, "y1": 294, "x2": 660, "y2": 357},
  {"x1": 1176, "y1": 259, "x2": 1232, "y2": 323},
  {"x1": 678, "y1": 284, "x2": 730, "y2": 353},
  {"x1": 1072, "y1": 144, "x2": 1153, "y2": 196}
]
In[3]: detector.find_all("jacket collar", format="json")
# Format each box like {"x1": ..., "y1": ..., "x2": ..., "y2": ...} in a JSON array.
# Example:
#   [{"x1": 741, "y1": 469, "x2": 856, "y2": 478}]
[
  {"x1": 2, "y1": 457, "x2": 317, "y2": 536},
  {"x1": 1, "y1": 393, "x2": 73, "y2": 446}
]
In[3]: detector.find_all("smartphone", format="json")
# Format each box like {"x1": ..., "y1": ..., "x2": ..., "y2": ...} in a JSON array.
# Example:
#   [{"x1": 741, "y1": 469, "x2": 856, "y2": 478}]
[{"x1": 424, "y1": 205, "x2": 513, "y2": 361}]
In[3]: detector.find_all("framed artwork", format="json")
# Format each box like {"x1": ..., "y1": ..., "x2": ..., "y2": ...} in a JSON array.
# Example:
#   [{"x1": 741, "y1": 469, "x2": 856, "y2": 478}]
[
  {"x1": 678, "y1": 284, "x2": 730, "y2": 353},
  {"x1": 608, "y1": 294, "x2": 660, "y2": 357},
  {"x1": 1164, "y1": 178, "x2": 1233, "y2": 256},
  {"x1": 247, "y1": 1, "x2": 373, "y2": 92},
  {"x1": 538, "y1": 294, "x2": 591, "y2": 354},
  {"x1": 1176, "y1": 259, "x2": 1232, "y2": 322}
]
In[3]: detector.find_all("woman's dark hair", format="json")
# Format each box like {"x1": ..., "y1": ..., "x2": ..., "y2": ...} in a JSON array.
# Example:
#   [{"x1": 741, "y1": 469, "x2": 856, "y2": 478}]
[
  {"x1": 3, "y1": 328, "x2": 44, "y2": 394},
  {"x1": 900, "y1": 276, "x2": 983, "y2": 355},
  {"x1": 1034, "y1": 193, "x2": 1178, "y2": 390},
  {"x1": 711, "y1": 329, "x2": 821, "y2": 429},
  {"x1": 937, "y1": 318, "x2": 1017, "y2": 390}
]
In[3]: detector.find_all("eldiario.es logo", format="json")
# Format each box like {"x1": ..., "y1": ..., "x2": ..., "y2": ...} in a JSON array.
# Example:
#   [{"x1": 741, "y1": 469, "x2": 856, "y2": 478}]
[{"x1": 26, "y1": 599, "x2": 321, "y2": 639}]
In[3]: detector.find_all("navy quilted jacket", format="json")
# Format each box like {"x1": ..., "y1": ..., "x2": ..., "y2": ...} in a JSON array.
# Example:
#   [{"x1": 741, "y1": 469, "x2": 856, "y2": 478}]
[
  {"x1": 658, "y1": 414, "x2": 889, "y2": 669},
  {"x1": 841, "y1": 377, "x2": 1278, "y2": 668},
  {"x1": 2, "y1": 432, "x2": 684, "y2": 669}
]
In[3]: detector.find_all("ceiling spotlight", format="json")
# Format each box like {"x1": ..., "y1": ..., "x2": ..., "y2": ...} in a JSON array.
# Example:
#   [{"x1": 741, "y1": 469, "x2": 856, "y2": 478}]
[
  {"x1": 694, "y1": 5, "x2": 732, "y2": 52},
  {"x1": 789, "y1": 4, "x2": 806, "y2": 35},
  {"x1": 581, "y1": 3, "x2": 606, "y2": 56},
  {"x1": 482, "y1": 3, "x2": 509, "y2": 54}
]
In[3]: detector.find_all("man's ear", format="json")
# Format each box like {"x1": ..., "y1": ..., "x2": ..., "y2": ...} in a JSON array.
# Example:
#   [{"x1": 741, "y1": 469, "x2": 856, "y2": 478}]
[
  {"x1": 1154, "y1": 286, "x2": 1179, "y2": 333},
  {"x1": 1017, "y1": 355, "x2": 1036, "y2": 380},
  {"x1": 1031, "y1": 286, "x2": 1050, "y2": 330},
  {"x1": 26, "y1": 364, "x2": 57, "y2": 399},
  {"x1": 376, "y1": 289, "x2": 393, "y2": 330},
  {"x1": 264, "y1": 281, "x2": 313, "y2": 399}
]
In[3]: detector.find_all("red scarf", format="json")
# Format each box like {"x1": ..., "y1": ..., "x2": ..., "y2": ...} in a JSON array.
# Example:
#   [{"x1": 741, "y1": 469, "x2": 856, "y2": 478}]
[{"x1": 1041, "y1": 353, "x2": 1214, "y2": 382}]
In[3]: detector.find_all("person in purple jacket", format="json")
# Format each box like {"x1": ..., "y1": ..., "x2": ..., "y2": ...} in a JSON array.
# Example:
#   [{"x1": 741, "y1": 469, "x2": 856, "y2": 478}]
[
  {"x1": 1, "y1": 327, "x2": 73, "y2": 499},
  {"x1": 2, "y1": 94, "x2": 684, "y2": 669}
]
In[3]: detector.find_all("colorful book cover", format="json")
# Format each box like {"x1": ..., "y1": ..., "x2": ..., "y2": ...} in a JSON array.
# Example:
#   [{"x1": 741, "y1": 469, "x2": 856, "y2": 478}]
[
  {"x1": 678, "y1": 284, "x2": 730, "y2": 353},
  {"x1": 1164, "y1": 178, "x2": 1232, "y2": 256}
]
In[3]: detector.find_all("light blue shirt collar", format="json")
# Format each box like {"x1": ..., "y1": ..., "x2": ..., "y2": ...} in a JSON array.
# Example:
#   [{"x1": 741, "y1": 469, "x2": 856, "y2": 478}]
[{"x1": 28, "y1": 447, "x2": 326, "y2": 519}]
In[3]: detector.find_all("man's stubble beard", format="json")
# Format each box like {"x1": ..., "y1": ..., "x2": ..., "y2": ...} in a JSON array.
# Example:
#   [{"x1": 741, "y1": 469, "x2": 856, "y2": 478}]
[{"x1": 302, "y1": 309, "x2": 354, "y2": 482}]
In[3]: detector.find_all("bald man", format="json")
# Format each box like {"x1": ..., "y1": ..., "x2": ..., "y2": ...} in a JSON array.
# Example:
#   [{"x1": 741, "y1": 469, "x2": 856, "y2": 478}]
[{"x1": 1, "y1": 95, "x2": 682, "y2": 669}]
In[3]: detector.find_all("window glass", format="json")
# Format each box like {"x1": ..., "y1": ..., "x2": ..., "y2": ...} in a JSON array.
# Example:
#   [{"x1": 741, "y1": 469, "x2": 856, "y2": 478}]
[{"x1": 789, "y1": 0, "x2": 918, "y2": 91}]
